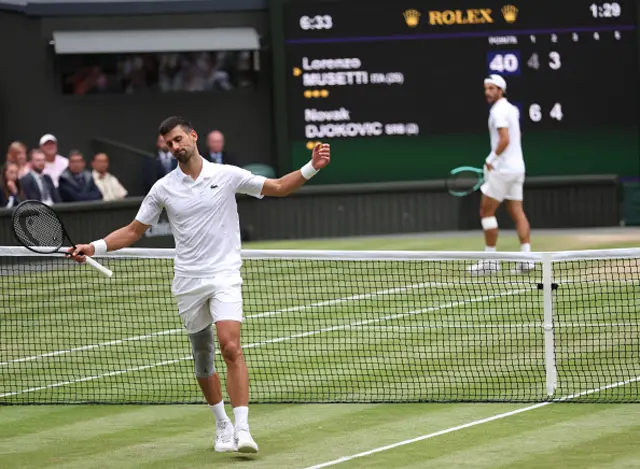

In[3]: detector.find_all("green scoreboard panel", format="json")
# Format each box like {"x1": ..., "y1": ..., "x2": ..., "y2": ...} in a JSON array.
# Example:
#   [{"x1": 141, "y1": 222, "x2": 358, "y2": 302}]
[{"x1": 270, "y1": 0, "x2": 639, "y2": 184}]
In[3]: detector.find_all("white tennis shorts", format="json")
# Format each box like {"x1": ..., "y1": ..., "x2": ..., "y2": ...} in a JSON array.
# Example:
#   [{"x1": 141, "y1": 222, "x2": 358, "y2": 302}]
[
  {"x1": 481, "y1": 170, "x2": 525, "y2": 202},
  {"x1": 172, "y1": 275, "x2": 243, "y2": 334}
]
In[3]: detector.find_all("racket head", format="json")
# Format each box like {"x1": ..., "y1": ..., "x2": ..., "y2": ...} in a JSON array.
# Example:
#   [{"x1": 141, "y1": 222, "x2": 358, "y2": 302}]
[
  {"x1": 446, "y1": 166, "x2": 485, "y2": 197},
  {"x1": 11, "y1": 200, "x2": 69, "y2": 254}
]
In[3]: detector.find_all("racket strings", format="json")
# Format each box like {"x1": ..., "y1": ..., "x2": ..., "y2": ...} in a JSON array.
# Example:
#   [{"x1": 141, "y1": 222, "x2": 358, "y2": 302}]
[
  {"x1": 12, "y1": 203, "x2": 65, "y2": 253},
  {"x1": 446, "y1": 170, "x2": 483, "y2": 196}
]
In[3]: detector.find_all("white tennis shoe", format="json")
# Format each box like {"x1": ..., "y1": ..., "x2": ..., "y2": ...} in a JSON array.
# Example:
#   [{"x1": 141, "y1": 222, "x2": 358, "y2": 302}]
[
  {"x1": 214, "y1": 419, "x2": 236, "y2": 453},
  {"x1": 467, "y1": 260, "x2": 500, "y2": 275},
  {"x1": 512, "y1": 261, "x2": 536, "y2": 274},
  {"x1": 235, "y1": 428, "x2": 259, "y2": 454}
]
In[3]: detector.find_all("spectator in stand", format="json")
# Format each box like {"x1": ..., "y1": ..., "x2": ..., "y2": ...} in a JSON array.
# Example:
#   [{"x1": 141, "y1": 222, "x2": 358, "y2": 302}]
[
  {"x1": 39, "y1": 134, "x2": 69, "y2": 187},
  {"x1": 6, "y1": 141, "x2": 31, "y2": 178},
  {"x1": 0, "y1": 162, "x2": 25, "y2": 208},
  {"x1": 145, "y1": 132, "x2": 177, "y2": 192},
  {"x1": 205, "y1": 130, "x2": 236, "y2": 166},
  {"x1": 20, "y1": 149, "x2": 61, "y2": 205},
  {"x1": 91, "y1": 152, "x2": 128, "y2": 201},
  {"x1": 58, "y1": 150, "x2": 102, "y2": 202}
]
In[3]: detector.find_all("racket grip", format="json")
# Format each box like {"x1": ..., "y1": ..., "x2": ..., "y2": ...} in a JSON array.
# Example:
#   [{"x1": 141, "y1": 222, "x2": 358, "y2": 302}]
[{"x1": 84, "y1": 256, "x2": 113, "y2": 278}]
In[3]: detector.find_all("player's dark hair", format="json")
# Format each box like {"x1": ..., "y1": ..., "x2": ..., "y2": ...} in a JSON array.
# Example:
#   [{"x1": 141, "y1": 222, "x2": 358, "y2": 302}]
[
  {"x1": 158, "y1": 116, "x2": 194, "y2": 136},
  {"x1": 68, "y1": 149, "x2": 83, "y2": 159}
]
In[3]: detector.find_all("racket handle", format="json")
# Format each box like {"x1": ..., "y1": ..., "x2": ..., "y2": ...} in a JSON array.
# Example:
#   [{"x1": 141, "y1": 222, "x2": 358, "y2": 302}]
[{"x1": 84, "y1": 256, "x2": 113, "y2": 278}]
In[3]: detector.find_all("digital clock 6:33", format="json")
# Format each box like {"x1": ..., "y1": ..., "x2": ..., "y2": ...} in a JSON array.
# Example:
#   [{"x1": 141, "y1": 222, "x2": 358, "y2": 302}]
[{"x1": 299, "y1": 15, "x2": 333, "y2": 30}]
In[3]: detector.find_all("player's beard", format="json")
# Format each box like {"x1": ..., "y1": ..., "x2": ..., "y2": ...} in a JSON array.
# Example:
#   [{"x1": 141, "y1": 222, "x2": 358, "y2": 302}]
[{"x1": 174, "y1": 146, "x2": 194, "y2": 164}]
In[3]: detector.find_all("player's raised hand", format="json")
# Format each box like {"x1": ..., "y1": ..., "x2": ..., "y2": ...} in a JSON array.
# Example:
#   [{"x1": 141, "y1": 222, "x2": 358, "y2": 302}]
[
  {"x1": 66, "y1": 243, "x2": 94, "y2": 264},
  {"x1": 312, "y1": 143, "x2": 331, "y2": 170}
]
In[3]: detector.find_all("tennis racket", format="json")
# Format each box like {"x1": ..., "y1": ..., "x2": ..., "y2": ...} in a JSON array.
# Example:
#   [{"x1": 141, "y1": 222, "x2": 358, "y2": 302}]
[
  {"x1": 11, "y1": 200, "x2": 113, "y2": 278},
  {"x1": 446, "y1": 166, "x2": 486, "y2": 197}
]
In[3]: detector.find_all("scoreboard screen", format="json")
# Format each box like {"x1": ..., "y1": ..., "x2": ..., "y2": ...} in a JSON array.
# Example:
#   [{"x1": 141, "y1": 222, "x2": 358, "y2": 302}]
[{"x1": 270, "y1": 0, "x2": 639, "y2": 184}]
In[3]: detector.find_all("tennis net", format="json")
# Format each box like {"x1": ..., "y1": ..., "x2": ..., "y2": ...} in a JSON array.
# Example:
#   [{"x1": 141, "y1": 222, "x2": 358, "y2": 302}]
[{"x1": 1, "y1": 246, "x2": 638, "y2": 404}]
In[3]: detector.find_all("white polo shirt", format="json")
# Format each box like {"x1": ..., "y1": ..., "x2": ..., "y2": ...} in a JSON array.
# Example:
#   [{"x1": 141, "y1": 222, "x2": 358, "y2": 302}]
[
  {"x1": 488, "y1": 98, "x2": 525, "y2": 174},
  {"x1": 135, "y1": 157, "x2": 266, "y2": 278}
]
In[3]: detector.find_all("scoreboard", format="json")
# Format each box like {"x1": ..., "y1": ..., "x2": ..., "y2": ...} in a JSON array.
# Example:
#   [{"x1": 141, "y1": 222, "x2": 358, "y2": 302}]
[{"x1": 270, "y1": 0, "x2": 640, "y2": 184}]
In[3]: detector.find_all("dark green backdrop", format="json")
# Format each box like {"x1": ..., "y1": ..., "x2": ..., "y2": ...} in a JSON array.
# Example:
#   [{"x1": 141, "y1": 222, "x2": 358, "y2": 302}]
[{"x1": 290, "y1": 127, "x2": 639, "y2": 184}]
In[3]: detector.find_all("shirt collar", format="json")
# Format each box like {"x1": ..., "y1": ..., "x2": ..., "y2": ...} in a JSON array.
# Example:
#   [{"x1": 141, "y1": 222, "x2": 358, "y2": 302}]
[
  {"x1": 177, "y1": 156, "x2": 216, "y2": 183},
  {"x1": 492, "y1": 97, "x2": 506, "y2": 108}
]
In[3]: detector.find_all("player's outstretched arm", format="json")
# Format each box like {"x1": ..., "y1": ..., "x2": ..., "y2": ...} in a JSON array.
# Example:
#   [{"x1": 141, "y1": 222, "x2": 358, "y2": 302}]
[
  {"x1": 261, "y1": 143, "x2": 330, "y2": 197},
  {"x1": 67, "y1": 220, "x2": 150, "y2": 263}
]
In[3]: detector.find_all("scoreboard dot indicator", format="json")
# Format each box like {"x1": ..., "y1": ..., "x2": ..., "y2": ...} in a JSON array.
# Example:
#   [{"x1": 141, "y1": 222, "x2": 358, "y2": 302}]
[
  {"x1": 320, "y1": 89, "x2": 329, "y2": 97},
  {"x1": 304, "y1": 90, "x2": 312, "y2": 98}
]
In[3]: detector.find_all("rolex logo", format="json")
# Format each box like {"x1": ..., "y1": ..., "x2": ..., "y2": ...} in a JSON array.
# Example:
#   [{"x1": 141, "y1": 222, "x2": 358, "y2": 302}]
[
  {"x1": 403, "y1": 9, "x2": 421, "y2": 27},
  {"x1": 501, "y1": 5, "x2": 518, "y2": 23}
]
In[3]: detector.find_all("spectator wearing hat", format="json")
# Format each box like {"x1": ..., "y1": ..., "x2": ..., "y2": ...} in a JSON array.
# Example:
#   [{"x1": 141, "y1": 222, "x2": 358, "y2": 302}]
[{"x1": 39, "y1": 133, "x2": 68, "y2": 187}]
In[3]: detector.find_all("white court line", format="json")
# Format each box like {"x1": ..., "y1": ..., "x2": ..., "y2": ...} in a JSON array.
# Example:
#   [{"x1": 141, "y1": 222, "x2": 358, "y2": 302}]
[
  {"x1": 304, "y1": 375, "x2": 640, "y2": 469},
  {"x1": 0, "y1": 328, "x2": 184, "y2": 367},
  {"x1": 0, "y1": 287, "x2": 529, "y2": 398},
  {"x1": 248, "y1": 281, "x2": 447, "y2": 320},
  {"x1": 0, "y1": 281, "x2": 446, "y2": 367}
]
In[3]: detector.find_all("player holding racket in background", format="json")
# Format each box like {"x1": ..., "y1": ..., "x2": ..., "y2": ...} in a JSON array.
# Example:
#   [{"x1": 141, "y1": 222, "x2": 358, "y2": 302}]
[
  {"x1": 467, "y1": 75, "x2": 534, "y2": 274},
  {"x1": 68, "y1": 116, "x2": 331, "y2": 454}
]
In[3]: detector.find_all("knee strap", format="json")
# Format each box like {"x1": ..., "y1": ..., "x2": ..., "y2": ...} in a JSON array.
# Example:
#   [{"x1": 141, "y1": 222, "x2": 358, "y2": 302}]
[
  {"x1": 481, "y1": 216, "x2": 498, "y2": 230},
  {"x1": 188, "y1": 326, "x2": 216, "y2": 378}
]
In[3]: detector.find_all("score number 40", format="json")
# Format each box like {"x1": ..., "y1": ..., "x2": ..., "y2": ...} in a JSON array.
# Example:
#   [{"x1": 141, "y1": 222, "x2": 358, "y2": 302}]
[{"x1": 489, "y1": 52, "x2": 562, "y2": 73}]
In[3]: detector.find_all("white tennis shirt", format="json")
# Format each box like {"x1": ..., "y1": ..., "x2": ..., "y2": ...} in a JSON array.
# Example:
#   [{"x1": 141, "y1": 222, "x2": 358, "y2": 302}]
[
  {"x1": 488, "y1": 97, "x2": 525, "y2": 174},
  {"x1": 135, "y1": 157, "x2": 266, "y2": 278}
]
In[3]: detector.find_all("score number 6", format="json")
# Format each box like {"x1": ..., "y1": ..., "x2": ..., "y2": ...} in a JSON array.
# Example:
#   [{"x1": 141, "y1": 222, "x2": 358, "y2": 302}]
[{"x1": 487, "y1": 51, "x2": 521, "y2": 76}]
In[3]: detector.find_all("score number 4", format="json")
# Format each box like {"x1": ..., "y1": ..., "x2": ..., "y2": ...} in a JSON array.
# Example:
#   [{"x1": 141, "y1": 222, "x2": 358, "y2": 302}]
[
  {"x1": 528, "y1": 52, "x2": 562, "y2": 70},
  {"x1": 529, "y1": 103, "x2": 563, "y2": 122}
]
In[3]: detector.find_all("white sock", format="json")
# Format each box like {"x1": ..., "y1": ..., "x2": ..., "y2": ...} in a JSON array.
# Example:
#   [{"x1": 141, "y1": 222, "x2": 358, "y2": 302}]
[
  {"x1": 485, "y1": 246, "x2": 497, "y2": 253},
  {"x1": 521, "y1": 243, "x2": 531, "y2": 253},
  {"x1": 209, "y1": 401, "x2": 229, "y2": 423},
  {"x1": 233, "y1": 406, "x2": 249, "y2": 431}
]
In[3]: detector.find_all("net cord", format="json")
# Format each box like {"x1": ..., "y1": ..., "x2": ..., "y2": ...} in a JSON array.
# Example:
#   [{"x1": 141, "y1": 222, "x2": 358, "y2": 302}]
[{"x1": 0, "y1": 246, "x2": 639, "y2": 262}]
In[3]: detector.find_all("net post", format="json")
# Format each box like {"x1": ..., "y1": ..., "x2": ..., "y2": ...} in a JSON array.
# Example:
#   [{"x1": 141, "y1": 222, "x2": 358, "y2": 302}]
[{"x1": 542, "y1": 252, "x2": 557, "y2": 397}]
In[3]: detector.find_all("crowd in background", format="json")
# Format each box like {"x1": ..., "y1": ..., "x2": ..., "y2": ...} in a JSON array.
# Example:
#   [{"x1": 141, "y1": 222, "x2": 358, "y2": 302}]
[
  {"x1": 61, "y1": 51, "x2": 257, "y2": 95},
  {"x1": 1, "y1": 130, "x2": 236, "y2": 209}
]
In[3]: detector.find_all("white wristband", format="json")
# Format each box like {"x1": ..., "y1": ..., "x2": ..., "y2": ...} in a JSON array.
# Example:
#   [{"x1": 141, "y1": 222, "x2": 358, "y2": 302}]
[
  {"x1": 91, "y1": 239, "x2": 108, "y2": 256},
  {"x1": 300, "y1": 160, "x2": 319, "y2": 180}
]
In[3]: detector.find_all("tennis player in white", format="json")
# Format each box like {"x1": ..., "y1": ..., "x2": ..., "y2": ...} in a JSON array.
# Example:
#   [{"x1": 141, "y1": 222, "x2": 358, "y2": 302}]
[
  {"x1": 68, "y1": 116, "x2": 331, "y2": 454},
  {"x1": 468, "y1": 75, "x2": 534, "y2": 274}
]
